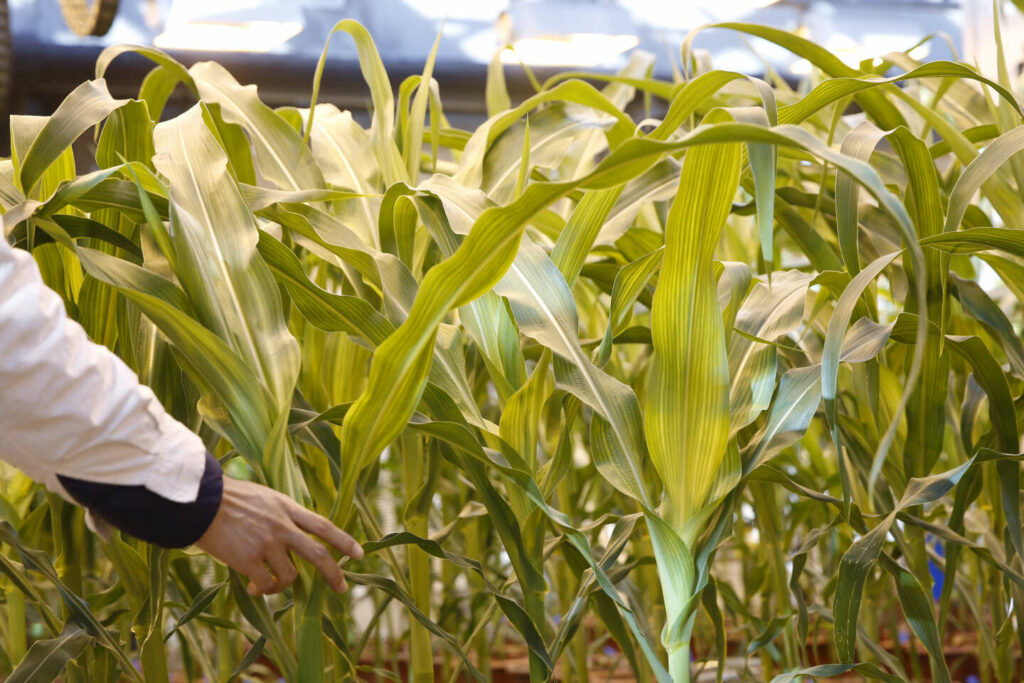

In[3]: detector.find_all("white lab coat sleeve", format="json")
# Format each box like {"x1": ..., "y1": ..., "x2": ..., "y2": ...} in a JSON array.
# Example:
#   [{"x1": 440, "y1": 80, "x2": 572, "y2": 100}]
[{"x1": 0, "y1": 237, "x2": 206, "y2": 504}]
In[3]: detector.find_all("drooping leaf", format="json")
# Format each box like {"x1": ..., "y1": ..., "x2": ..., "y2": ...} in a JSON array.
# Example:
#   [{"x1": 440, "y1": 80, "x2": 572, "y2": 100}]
[{"x1": 6, "y1": 624, "x2": 91, "y2": 683}]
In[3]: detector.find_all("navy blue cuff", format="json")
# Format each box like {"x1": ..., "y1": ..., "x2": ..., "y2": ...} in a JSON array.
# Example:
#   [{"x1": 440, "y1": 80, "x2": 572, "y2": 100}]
[{"x1": 57, "y1": 452, "x2": 224, "y2": 548}]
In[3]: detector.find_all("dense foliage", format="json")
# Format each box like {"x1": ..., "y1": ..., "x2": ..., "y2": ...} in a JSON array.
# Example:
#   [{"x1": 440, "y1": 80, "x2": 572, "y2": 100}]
[{"x1": 3, "y1": 14, "x2": 1024, "y2": 683}]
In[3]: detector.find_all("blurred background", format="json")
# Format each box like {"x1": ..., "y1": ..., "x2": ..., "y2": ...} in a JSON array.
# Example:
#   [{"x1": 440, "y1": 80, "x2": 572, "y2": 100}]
[{"x1": 0, "y1": 0, "x2": 1019, "y2": 145}]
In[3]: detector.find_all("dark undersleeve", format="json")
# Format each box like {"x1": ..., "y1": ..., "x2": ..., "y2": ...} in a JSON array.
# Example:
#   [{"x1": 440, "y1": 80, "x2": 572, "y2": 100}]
[{"x1": 57, "y1": 452, "x2": 223, "y2": 548}]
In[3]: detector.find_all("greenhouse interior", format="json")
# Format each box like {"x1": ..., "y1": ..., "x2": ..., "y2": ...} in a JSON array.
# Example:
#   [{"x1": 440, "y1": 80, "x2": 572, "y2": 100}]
[{"x1": 5, "y1": 0, "x2": 1024, "y2": 681}]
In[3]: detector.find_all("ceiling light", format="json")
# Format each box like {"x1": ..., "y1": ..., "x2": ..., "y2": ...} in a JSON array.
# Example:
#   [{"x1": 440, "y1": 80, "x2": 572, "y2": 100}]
[
  {"x1": 908, "y1": 43, "x2": 931, "y2": 61},
  {"x1": 501, "y1": 33, "x2": 640, "y2": 67},
  {"x1": 152, "y1": 0, "x2": 303, "y2": 53},
  {"x1": 693, "y1": 0, "x2": 783, "y2": 21},
  {"x1": 154, "y1": 20, "x2": 303, "y2": 52},
  {"x1": 501, "y1": 0, "x2": 640, "y2": 67}
]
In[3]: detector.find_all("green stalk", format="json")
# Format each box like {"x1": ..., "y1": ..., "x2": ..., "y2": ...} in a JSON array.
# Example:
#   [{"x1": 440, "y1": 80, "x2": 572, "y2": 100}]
[
  {"x1": 48, "y1": 497, "x2": 86, "y2": 683},
  {"x1": 569, "y1": 576, "x2": 589, "y2": 683},
  {"x1": 750, "y1": 483, "x2": 798, "y2": 670},
  {"x1": 636, "y1": 557, "x2": 658, "y2": 683},
  {"x1": 758, "y1": 585, "x2": 773, "y2": 683},
  {"x1": 140, "y1": 628, "x2": 170, "y2": 683},
  {"x1": 402, "y1": 434, "x2": 434, "y2": 683},
  {"x1": 525, "y1": 593, "x2": 547, "y2": 683},
  {"x1": 523, "y1": 509, "x2": 549, "y2": 683},
  {"x1": 556, "y1": 478, "x2": 587, "y2": 683},
  {"x1": 650, "y1": 518, "x2": 697, "y2": 683},
  {"x1": 214, "y1": 565, "x2": 234, "y2": 682},
  {"x1": 297, "y1": 579, "x2": 326, "y2": 683},
  {"x1": 140, "y1": 546, "x2": 170, "y2": 683},
  {"x1": 4, "y1": 581, "x2": 26, "y2": 664},
  {"x1": 373, "y1": 605, "x2": 385, "y2": 678},
  {"x1": 561, "y1": 564, "x2": 589, "y2": 683},
  {"x1": 466, "y1": 516, "x2": 491, "y2": 681},
  {"x1": 668, "y1": 644, "x2": 690, "y2": 683},
  {"x1": 407, "y1": 523, "x2": 433, "y2": 683},
  {"x1": 439, "y1": 538, "x2": 456, "y2": 681}
]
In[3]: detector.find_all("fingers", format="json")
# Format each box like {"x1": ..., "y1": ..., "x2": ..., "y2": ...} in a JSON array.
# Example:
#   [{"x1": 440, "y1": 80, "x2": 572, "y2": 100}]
[
  {"x1": 285, "y1": 529, "x2": 348, "y2": 593},
  {"x1": 286, "y1": 502, "x2": 363, "y2": 559},
  {"x1": 264, "y1": 548, "x2": 299, "y2": 593},
  {"x1": 198, "y1": 479, "x2": 363, "y2": 596},
  {"x1": 242, "y1": 560, "x2": 276, "y2": 596}
]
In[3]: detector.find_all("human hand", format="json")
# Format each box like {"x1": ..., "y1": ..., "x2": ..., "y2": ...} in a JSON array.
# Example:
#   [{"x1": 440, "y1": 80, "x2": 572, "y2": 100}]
[{"x1": 195, "y1": 476, "x2": 363, "y2": 595}]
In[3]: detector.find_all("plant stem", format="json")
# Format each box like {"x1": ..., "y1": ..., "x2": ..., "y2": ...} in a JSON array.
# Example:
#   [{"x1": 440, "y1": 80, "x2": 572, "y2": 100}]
[
  {"x1": 402, "y1": 434, "x2": 434, "y2": 683},
  {"x1": 140, "y1": 546, "x2": 170, "y2": 683},
  {"x1": 668, "y1": 642, "x2": 690, "y2": 683},
  {"x1": 556, "y1": 479, "x2": 587, "y2": 683},
  {"x1": 751, "y1": 483, "x2": 798, "y2": 671},
  {"x1": 525, "y1": 510, "x2": 549, "y2": 683},
  {"x1": 650, "y1": 519, "x2": 696, "y2": 683},
  {"x1": 214, "y1": 565, "x2": 234, "y2": 682},
  {"x1": 296, "y1": 579, "x2": 326, "y2": 683},
  {"x1": 140, "y1": 629, "x2": 170, "y2": 683},
  {"x1": 466, "y1": 516, "x2": 491, "y2": 681},
  {"x1": 49, "y1": 498, "x2": 86, "y2": 683},
  {"x1": 4, "y1": 582, "x2": 26, "y2": 664},
  {"x1": 408, "y1": 523, "x2": 433, "y2": 683}
]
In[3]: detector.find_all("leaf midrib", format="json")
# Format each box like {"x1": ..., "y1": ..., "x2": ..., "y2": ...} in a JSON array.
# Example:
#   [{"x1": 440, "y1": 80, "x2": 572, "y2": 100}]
[{"x1": 174, "y1": 122, "x2": 271, "y2": 392}]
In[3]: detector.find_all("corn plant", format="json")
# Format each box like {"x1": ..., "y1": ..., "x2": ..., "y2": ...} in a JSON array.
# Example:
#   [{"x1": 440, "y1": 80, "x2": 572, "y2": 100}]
[{"x1": 4, "y1": 8, "x2": 1024, "y2": 683}]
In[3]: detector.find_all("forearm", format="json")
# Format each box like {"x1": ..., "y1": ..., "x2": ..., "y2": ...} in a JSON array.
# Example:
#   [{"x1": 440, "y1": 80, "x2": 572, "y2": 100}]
[{"x1": 0, "y1": 238, "x2": 214, "y2": 546}]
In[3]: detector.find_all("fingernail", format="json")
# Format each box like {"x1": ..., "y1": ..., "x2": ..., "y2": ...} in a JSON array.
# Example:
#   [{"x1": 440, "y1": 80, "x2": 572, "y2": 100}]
[
  {"x1": 247, "y1": 583, "x2": 259, "y2": 596},
  {"x1": 352, "y1": 544, "x2": 364, "y2": 559}
]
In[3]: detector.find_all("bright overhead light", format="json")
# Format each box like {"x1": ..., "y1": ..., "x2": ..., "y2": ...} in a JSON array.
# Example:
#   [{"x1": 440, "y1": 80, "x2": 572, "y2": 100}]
[
  {"x1": 789, "y1": 58, "x2": 812, "y2": 75},
  {"x1": 501, "y1": 33, "x2": 640, "y2": 67},
  {"x1": 502, "y1": 0, "x2": 640, "y2": 66},
  {"x1": 153, "y1": 0, "x2": 303, "y2": 53},
  {"x1": 154, "y1": 20, "x2": 303, "y2": 52},
  {"x1": 822, "y1": 32, "x2": 928, "y2": 69},
  {"x1": 908, "y1": 43, "x2": 931, "y2": 61},
  {"x1": 692, "y1": 0, "x2": 782, "y2": 19}
]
